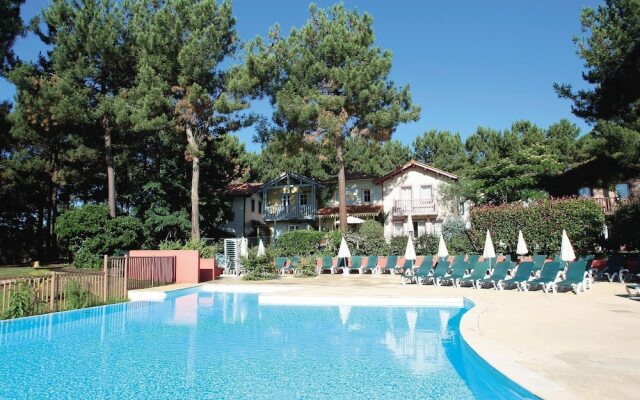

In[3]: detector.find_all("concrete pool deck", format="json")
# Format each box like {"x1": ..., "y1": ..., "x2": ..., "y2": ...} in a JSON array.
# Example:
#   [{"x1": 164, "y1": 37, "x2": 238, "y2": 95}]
[{"x1": 132, "y1": 275, "x2": 640, "y2": 400}]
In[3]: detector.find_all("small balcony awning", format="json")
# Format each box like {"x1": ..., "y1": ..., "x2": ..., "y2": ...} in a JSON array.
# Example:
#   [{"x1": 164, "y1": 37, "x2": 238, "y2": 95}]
[{"x1": 317, "y1": 204, "x2": 383, "y2": 219}]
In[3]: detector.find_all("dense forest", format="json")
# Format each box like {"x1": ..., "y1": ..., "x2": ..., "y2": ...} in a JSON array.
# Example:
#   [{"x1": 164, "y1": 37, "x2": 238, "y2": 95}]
[{"x1": 1, "y1": 0, "x2": 638, "y2": 263}]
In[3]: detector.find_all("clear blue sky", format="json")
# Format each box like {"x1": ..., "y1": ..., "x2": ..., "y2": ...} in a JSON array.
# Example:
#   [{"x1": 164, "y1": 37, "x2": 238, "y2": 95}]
[{"x1": 0, "y1": 0, "x2": 600, "y2": 152}]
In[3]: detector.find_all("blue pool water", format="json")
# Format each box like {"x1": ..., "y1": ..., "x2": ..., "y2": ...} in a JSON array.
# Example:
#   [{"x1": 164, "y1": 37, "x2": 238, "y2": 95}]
[{"x1": 0, "y1": 288, "x2": 536, "y2": 399}]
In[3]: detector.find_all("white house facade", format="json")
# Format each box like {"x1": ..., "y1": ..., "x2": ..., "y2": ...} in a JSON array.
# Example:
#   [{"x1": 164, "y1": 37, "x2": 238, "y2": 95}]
[
  {"x1": 373, "y1": 160, "x2": 459, "y2": 240},
  {"x1": 219, "y1": 183, "x2": 265, "y2": 237},
  {"x1": 318, "y1": 172, "x2": 383, "y2": 230}
]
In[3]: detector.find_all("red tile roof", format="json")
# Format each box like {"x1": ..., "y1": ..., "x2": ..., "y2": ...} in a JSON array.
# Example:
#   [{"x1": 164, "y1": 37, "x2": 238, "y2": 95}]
[
  {"x1": 227, "y1": 182, "x2": 262, "y2": 196},
  {"x1": 317, "y1": 204, "x2": 383, "y2": 217}
]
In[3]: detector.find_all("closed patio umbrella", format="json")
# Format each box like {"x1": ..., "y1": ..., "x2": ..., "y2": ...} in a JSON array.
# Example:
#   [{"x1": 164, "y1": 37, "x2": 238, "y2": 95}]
[
  {"x1": 257, "y1": 239, "x2": 266, "y2": 257},
  {"x1": 560, "y1": 229, "x2": 576, "y2": 262},
  {"x1": 516, "y1": 230, "x2": 528, "y2": 259},
  {"x1": 482, "y1": 230, "x2": 496, "y2": 267},
  {"x1": 337, "y1": 236, "x2": 351, "y2": 274},
  {"x1": 404, "y1": 235, "x2": 417, "y2": 268},
  {"x1": 437, "y1": 235, "x2": 449, "y2": 260},
  {"x1": 405, "y1": 214, "x2": 414, "y2": 236}
]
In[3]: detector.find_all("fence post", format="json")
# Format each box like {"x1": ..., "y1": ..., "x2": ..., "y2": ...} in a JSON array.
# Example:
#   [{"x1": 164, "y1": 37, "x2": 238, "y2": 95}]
[
  {"x1": 123, "y1": 254, "x2": 129, "y2": 299},
  {"x1": 151, "y1": 257, "x2": 155, "y2": 287},
  {"x1": 103, "y1": 255, "x2": 109, "y2": 303},
  {"x1": 49, "y1": 272, "x2": 56, "y2": 312}
]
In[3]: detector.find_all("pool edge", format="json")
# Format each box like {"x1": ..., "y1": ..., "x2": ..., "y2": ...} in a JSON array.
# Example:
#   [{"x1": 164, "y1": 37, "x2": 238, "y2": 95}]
[{"x1": 459, "y1": 301, "x2": 580, "y2": 400}]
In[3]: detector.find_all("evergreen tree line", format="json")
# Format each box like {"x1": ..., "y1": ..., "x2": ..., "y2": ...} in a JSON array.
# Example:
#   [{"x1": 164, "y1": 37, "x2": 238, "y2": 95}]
[{"x1": 1, "y1": 0, "x2": 638, "y2": 264}]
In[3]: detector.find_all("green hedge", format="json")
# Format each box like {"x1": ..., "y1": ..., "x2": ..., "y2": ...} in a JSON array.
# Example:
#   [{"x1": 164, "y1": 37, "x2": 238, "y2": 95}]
[
  {"x1": 275, "y1": 230, "x2": 326, "y2": 257},
  {"x1": 607, "y1": 199, "x2": 640, "y2": 250},
  {"x1": 469, "y1": 198, "x2": 605, "y2": 255}
]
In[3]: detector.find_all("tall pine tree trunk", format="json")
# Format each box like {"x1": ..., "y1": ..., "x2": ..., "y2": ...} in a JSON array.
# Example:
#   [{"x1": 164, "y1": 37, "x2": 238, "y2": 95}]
[
  {"x1": 103, "y1": 115, "x2": 116, "y2": 218},
  {"x1": 336, "y1": 136, "x2": 348, "y2": 233},
  {"x1": 186, "y1": 126, "x2": 200, "y2": 241}
]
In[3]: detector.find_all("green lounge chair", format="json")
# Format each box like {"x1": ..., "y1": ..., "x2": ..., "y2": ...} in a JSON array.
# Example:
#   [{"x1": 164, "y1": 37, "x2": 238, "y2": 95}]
[
  {"x1": 532, "y1": 254, "x2": 546, "y2": 271},
  {"x1": 441, "y1": 260, "x2": 468, "y2": 287},
  {"x1": 288, "y1": 257, "x2": 301, "y2": 274},
  {"x1": 394, "y1": 258, "x2": 413, "y2": 275},
  {"x1": 476, "y1": 261, "x2": 513, "y2": 290},
  {"x1": 336, "y1": 257, "x2": 348, "y2": 274},
  {"x1": 451, "y1": 254, "x2": 465, "y2": 265},
  {"x1": 276, "y1": 257, "x2": 288, "y2": 274},
  {"x1": 467, "y1": 254, "x2": 480, "y2": 267},
  {"x1": 427, "y1": 261, "x2": 450, "y2": 286},
  {"x1": 416, "y1": 255, "x2": 434, "y2": 270},
  {"x1": 504, "y1": 261, "x2": 535, "y2": 291},
  {"x1": 414, "y1": 266, "x2": 433, "y2": 285},
  {"x1": 320, "y1": 256, "x2": 334, "y2": 274},
  {"x1": 522, "y1": 261, "x2": 562, "y2": 292},
  {"x1": 349, "y1": 256, "x2": 363, "y2": 274},
  {"x1": 459, "y1": 261, "x2": 490, "y2": 289},
  {"x1": 362, "y1": 256, "x2": 378, "y2": 274},
  {"x1": 400, "y1": 259, "x2": 417, "y2": 284},
  {"x1": 600, "y1": 254, "x2": 628, "y2": 282},
  {"x1": 551, "y1": 260, "x2": 587, "y2": 294},
  {"x1": 378, "y1": 255, "x2": 398, "y2": 275}
]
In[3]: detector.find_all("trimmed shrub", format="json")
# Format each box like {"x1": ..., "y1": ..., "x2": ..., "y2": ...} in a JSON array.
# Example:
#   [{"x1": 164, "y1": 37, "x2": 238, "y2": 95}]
[
  {"x1": 442, "y1": 217, "x2": 466, "y2": 240},
  {"x1": 389, "y1": 236, "x2": 409, "y2": 256},
  {"x1": 295, "y1": 258, "x2": 318, "y2": 277},
  {"x1": 415, "y1": 234, "x2": 439, "y2": 255},
  {"x1": 56, "y1": 204, "x2": 145, "y2": 268},
  {"x1": 607, "y1": 199, "x2": 640, "y2": 250},
  {"x1": 275, "y1": 230, "x2": 326, "y2": 257},
  {"x1": 357, "y1": 220, "x2": 388, "y2": 256},
  {"x1": 469, "y1": 198, "x2": 605, "y2": 255},
  {"x1": 242, "y1": 250, "x2": 277, "y2": 281}
]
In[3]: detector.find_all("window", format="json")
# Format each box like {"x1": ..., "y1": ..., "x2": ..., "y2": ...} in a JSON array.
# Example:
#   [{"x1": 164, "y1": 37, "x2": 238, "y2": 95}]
[
  {"x1": 616, "y1": 183, "x2": 630, "y2": 199},
  {"x1": 251, "y1": 199, "x2": 255, "y2": 212},
  {"x1": 578, "y1": 187, "x2": 592, "y2": 197},
  {"x1": 420, "y1": 185, "x2": 433, "y2": 200},
  {"x1": 281, "y1": 194, "x2": 291, "y2": 208},
  {"x1": 363, "y1": 189, "x2": 371, "y2": 203},
  {"x1": 401, "y1": 186, "x2": 412, "y2": 200},
  {"x1": 394, "y1": 222, "x2": 403, "y2": 236},
  {"x1": 417, "y1": 221, "x2": 426, "y2": 236},
  {"x1": 299, "y1": 193, "x2": 308, "y2": 206},
  {"x1": 258, "y1": 201, "x2": 262, "y2": 214},
  {"x1": 288, "y1": 225, "x2": 300, "y2": 232}
]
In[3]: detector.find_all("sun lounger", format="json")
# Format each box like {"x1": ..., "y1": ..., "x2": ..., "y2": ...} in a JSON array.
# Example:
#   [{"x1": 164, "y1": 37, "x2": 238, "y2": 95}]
[
  {"x1": 458, "y1": 260, "x2": 490, "y2": 289},
  {"x1": 277, "y1": 257, "x2": 289, "y2": 274},
  {"x1": 441, "y1": 260, "x2": 468, "y2": 287},
  {"x1": 419, "y1": 255, "x2": 434, "y2": 270},
  {"x1": 551, "y1": 260, "x2": 588, "y2": 294},
  {"x1": 320, "y1": 256, "x2": 335, "y2": 274},
  {"x1": 521, "y1": 261, "x2": 562, "y2": 292},
  {"x1": 414, "y1": 266, "x2": 433, "y2": 285},
  {"x1": 451, "y1": 254, "x2": 465, "y2": 265},
  {"x1": 362, "y1": 256, "x2": 378, "y2": 274},
  {"x1": 394, "y1": 258, "x2": 413, "y2": 275},
  {"x1": 532, "y1": 254, "x2": 546, "y2": 271},
  {"x1": 467, "y1": 254, "x2": 480, "y2": 267},
  {"x1": 599, "y1": 254, "x2": 628, "y2": 282},
  {"x1": 427, "y1": 261, "x2": 450, "y2": 286},
  {"x1": 476, "y1": 260, "x2": 512, "y2": 290},
  {"x1": 503, "y1": 261, "x2": 535, "y2": 291},
  {"x1": 349, "y1": 256, "x2": 363, "y2": 274},
  {"x1": 378, "y1": 255, "x2": 398, "y2": 275}
]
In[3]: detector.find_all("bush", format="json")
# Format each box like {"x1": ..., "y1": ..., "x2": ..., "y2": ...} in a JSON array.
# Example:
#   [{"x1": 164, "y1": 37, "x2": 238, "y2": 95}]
[
  {"x1": 607, "y1": 199, "x2": 640, "y2": 250},
  {"x1": 389, "y1": 236, "x2": 409, "y2": 256},
  {"x1": 275, "y1": 230, "x2": 326, "y2": 257},
  {"x1": 415, "y1": 234, "x2": 439, "y2": 255},
  {"x1": 442, "y1": 217, "x2": 466, "y2": 240},
  {"x1": 469, "y1": 198, "x2": 605, "y2": 255},
  {"x1": 242, "y1": 250, "x2": 277, "y2": 281},
  {"x1": 65, "y1": 281, "x2": 93, "y2": 310},
  {"x1": 357, "y1": 220, "x2": 388, "y2": 255},
  {"x1": 56, "y1": 204, "x2": 145, "y2": 268},
  {"x1": 295, "y1": 258, "x2": 318, "y2": 278},
  {"x1": 2, "y1": 282, "x2": 37, "y2": 319}
]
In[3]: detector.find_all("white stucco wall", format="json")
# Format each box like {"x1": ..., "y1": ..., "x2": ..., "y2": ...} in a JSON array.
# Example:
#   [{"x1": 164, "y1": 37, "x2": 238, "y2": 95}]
[
  {"x1": 381, "y1": 166, "x2": 456, "y2": 240},
  {"x1": 326, "y1": 179, "x2": 382, "y2": 206},
  {"x1": 219, "y1": 192, "x2": 264, "y2": 237}
]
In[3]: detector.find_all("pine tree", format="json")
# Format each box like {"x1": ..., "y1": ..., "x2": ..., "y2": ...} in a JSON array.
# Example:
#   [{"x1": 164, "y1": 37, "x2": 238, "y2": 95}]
[{"x1": 245, "y1": 4, "x2": 420, "y2": 232}]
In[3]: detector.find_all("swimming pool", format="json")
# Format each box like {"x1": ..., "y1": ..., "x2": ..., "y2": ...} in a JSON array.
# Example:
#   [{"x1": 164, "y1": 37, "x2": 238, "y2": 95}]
[{"x1": 0, "y1": 287, "x2": 536, "y2": 399}]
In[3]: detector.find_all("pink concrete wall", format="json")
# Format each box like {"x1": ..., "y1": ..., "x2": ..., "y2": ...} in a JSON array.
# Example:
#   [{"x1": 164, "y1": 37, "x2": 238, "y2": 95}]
[{"x1": 128, "y1": 250, "x2": 200, "y2": 284}]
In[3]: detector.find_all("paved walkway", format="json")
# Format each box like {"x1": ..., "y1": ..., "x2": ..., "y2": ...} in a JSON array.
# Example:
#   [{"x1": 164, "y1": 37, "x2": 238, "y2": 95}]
[{"x1": 202, "y1": 275, "x2": 640, "y2": 399}]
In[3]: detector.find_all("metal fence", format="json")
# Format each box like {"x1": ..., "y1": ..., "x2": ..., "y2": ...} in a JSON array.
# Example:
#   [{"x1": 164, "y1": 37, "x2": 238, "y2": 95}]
[{"x1": 0, "y1": 255, "x2": 176, "y2": 318}]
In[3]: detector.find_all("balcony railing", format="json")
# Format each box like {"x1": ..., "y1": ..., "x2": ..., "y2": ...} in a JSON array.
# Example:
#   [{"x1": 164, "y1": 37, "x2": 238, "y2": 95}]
[
  {"x1": 263, "y1": 205, "x2": 317, "y2": 221},
  {"x1": 585, "y1": 196, "x2": 635, "y2": 214},
  {"x1": 392, "y1": 199, "x2": 437, "y2": 216}
]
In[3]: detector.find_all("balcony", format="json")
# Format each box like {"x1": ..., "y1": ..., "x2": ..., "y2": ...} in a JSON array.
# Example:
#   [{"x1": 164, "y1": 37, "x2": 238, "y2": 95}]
[
  {"x1": 392, "y1": 199, "x2": 437, "y2": 216},
  {"x1": 586, "y1": 196, "x2": 635, "y2": 214},
  {"x1": 263, "y1": 205, "x2": 317, "y2": 221}
]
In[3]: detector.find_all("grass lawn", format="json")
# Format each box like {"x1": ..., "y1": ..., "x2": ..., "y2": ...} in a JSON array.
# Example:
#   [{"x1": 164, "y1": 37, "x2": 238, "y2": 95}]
[{"x1": 0, "y1": 264, "x2": 72, "y2": 279}]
